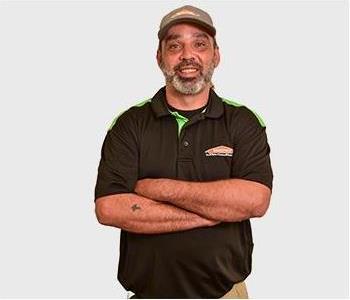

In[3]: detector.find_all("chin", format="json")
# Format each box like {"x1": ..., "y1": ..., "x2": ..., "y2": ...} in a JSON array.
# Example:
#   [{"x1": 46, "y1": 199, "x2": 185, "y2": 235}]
[{"x1": 174, "y1": 83, "x2": 205, "y2": 95}]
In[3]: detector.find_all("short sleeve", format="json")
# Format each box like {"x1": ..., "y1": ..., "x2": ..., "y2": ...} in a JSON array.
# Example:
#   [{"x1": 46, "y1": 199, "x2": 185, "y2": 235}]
[
  {"x1": 94, "y1": 112, "x2": 139, "y2": 200},
  {"x1": 231, "y1": 107, "x2": 273, "y2": 190}
]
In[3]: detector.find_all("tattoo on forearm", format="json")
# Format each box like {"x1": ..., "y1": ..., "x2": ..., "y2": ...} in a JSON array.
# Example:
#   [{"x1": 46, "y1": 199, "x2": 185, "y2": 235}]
[{"x1": 131, "y1": 204, "x2": 141, "y2": 212}]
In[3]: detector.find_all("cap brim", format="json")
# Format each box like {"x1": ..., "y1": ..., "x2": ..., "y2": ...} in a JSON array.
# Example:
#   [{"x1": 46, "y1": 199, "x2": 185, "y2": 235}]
[{"x1": 158, "y1": 18, "x2": 216, "y2": 41}]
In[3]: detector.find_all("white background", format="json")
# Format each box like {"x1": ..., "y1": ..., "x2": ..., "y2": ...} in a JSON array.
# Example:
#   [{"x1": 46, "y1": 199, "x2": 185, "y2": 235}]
[{"x1": 0, "y1": 0, "x2": 348, "y2": 298}]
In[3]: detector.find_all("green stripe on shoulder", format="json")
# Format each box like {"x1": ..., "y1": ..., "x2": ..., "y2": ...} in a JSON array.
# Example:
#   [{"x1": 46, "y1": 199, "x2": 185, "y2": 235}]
[
  {"x1": 108, "y1": 97, "x2": 151, "y2": 131},
  {"x1": 222, "y1": 98, "x2": 243, "y2": 107},
  {"x1": 222, "y1": 97, "x2": 266, "y2": 127},
  {"x1": 134, "y1": 98, "x2": 152, "y2": 107}
]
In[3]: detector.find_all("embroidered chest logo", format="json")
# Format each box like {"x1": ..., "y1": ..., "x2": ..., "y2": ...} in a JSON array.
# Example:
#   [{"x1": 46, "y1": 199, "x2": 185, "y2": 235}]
[{"x1": 205, "y1": 145, "x2": 234, "y2": 157}]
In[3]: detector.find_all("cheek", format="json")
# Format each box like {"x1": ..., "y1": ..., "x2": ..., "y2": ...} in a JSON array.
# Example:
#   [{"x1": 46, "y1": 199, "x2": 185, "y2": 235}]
[
  {"x1": 163, "y1": 52, "x2": 182, "y2": 65},
  {"x1": 162, "y1": 59, "x2": 178, "y2": 71},
  {"x1": 203, "y1": 54, "x2": 217, "y2": 67}
]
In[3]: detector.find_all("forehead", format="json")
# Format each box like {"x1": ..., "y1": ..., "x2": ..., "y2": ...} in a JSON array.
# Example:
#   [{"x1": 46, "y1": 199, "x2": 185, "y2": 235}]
[{"x1": 163, "y1": 23, "x2": 211, "y2": 41}]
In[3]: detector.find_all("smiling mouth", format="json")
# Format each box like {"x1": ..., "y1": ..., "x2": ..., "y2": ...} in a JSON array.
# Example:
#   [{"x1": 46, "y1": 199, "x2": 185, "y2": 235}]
[
  {"x1": 176, "y1": 65, "x2": 201, "y2": 78},
  {"x1": 179, "y1": 68, "x2": 198, "y2": 74}
]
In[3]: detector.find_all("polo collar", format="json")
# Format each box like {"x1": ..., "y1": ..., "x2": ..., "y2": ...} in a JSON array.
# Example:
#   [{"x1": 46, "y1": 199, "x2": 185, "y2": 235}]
[
  {"x1": 150, "y1": 86, "x2": 224, "y2": 119},
  {"x1": 150, "y1": 87, "x2": 170, "y2": 118},
  {"x1": 205, "y1": 88, "x2": 224, "y2": 119}
]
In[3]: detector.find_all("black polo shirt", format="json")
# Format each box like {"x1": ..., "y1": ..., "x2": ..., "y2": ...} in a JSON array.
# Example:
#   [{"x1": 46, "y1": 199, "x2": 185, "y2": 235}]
[{"x1": 95, "y1": 87, "x2": 273, "y2": 299}]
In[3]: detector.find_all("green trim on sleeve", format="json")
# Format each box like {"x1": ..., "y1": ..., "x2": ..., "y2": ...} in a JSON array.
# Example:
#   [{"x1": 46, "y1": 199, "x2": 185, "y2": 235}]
[
  {"x1": 108, "y1": 98, "x2": 151, "y2": 131},
  {"x1": 108, "y1": 112, "x2": 122, "y2": 131},
  {"x1": 222, "y1": 97, "x2": 266, "y2": 127}
]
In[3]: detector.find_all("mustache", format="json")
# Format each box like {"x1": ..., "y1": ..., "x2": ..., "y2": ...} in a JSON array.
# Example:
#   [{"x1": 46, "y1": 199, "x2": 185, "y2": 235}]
[{"x1": 174, "y1": 59, "x2": 202, "y2": 72}]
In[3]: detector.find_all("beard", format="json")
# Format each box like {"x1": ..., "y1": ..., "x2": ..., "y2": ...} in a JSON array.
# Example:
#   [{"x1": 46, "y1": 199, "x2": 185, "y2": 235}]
[{"x1": 160, "y1": 58, "x2": 215, "y2": 95}]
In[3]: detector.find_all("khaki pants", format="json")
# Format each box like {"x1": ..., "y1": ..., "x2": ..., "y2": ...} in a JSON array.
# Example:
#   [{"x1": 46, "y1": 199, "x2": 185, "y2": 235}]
[
  {"x1": 221, "y1": 281, "x2": 249, "y2": 299},
  {"x1": 127, "y1": 281, "x2": 248, "y2": 299}
]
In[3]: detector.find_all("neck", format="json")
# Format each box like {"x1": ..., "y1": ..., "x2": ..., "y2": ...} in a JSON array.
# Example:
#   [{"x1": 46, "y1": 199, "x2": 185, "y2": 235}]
[{"x1": 165, "y1": 84, "x2": 210, "y2": 111}]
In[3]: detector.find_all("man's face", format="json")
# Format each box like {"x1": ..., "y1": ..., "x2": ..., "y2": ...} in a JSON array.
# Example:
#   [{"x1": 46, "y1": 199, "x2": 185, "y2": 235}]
[{"x1": 157, "y1": 23, "x2": 220, "y2": 95}]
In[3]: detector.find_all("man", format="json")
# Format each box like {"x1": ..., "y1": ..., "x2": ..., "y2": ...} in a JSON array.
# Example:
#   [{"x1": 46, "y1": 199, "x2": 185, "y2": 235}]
[{"x1": 94, "y1": 5, "x2": 273, "y2": 299}]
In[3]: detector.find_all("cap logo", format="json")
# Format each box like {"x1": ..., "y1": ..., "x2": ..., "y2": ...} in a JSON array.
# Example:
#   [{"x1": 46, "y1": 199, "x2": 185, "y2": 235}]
[{"x1": 170, "y1": 9, "x2": 200, "y2": 19}]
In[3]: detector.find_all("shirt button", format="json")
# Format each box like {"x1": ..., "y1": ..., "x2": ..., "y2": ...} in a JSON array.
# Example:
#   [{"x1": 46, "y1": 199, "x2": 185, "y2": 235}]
[{"x1": 183, "y1": 141, "x2": 189, "y2": 147}]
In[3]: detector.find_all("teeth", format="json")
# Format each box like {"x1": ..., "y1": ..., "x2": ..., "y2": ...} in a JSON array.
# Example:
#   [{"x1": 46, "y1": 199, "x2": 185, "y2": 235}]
[{"x1": 180, "y1": 68, "x2": 197, "y2": 73}]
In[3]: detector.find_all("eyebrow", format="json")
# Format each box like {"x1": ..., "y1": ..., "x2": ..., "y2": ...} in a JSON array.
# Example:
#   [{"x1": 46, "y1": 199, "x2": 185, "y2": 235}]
[
  {"x1": 192, "y1": 32, "x2": 210, "y2": 40},
  {"x1": 164, "y1": 34, "x2": 181, "y2": 43},
  {"x1": 164, "y1": 32, "x2": 210, "y2": 43}
]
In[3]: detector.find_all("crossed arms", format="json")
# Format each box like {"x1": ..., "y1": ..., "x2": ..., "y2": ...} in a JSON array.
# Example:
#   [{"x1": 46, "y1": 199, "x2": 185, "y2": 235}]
[{"x1": 95, "y1": 178, "x2": 271, "y2": 234}]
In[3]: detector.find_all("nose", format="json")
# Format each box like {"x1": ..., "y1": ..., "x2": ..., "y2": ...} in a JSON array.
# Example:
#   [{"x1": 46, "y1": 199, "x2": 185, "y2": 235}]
[{"x1": 179, "y1": 43, "x2": 194, "y2": 61}]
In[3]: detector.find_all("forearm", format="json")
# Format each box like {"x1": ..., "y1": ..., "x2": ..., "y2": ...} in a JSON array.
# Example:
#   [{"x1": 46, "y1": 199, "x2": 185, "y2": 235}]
[
  {"x1": 135, "y1": 178, "x2": 271, "y2": 222},
  {"x1": 95, "y1": 193, "x2": 220, "y2": 234}
]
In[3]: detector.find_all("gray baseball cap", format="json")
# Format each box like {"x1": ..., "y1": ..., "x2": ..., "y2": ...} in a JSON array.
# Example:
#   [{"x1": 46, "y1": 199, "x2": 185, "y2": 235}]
[{"x1": 158, "y1": 5, "x2": 216, "y2": 41}]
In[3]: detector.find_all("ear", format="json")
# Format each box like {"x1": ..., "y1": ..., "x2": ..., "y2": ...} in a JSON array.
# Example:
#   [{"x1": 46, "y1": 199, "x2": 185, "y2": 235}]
[
  {"x1": 156, "y1": 49, "x2": 162, "y2": 68},
  {"x1": 213, "y1": 47, "x2": 220, "y2": 68}
]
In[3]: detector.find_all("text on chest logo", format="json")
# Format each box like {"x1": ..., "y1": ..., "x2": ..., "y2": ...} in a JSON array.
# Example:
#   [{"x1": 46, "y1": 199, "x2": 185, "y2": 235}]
[{"x1": 205, "y1": 145, "x2": 234, "y2": 157}]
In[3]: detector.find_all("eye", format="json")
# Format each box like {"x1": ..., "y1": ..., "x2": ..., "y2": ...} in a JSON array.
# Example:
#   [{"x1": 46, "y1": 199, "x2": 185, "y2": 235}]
[
  {"x1": 167, "y1": 43, "x2": 181, "y2": 51},
  {"x1": 194, "y1": 40, "x2": 209, "y2": 50}
]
